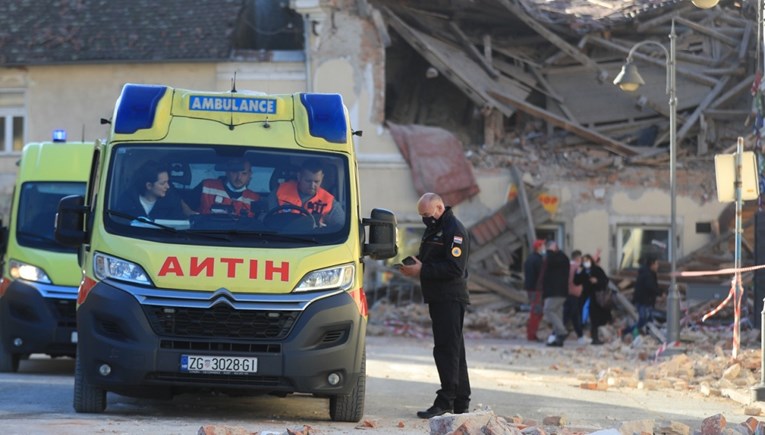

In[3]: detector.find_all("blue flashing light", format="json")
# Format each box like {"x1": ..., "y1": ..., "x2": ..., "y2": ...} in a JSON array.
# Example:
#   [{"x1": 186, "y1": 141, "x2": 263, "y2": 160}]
[
  {"x1": 52, "y1": 129, "x2": 67, "y2": 142},
  {"x1": 114, "y1": 84, "x2": 167, "y2": 134},
  {"x1": 300, "y1": 93, "x2": 347, "y2": 144}
]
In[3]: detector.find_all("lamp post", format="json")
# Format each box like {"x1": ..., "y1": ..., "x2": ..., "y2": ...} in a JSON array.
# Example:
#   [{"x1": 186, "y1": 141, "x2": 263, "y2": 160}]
[
  {"x1": 691, "y1": 0, "x2": 720, "y2": 8},
  {"x1": 613, "y1": 19, "x2": 680, "y2": 344}
]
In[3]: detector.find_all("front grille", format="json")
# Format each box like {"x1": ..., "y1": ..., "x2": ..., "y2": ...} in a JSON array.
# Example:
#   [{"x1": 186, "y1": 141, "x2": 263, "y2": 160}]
[
  {"x1": 144, "y1": 304, "x2": 300, "y2": 339},
  {"x1": 160, "y1": 340, "x2": 281, "y2": 353},
  {"x1": 51, "y1": 299, "x2": 76, "y2": 328}
]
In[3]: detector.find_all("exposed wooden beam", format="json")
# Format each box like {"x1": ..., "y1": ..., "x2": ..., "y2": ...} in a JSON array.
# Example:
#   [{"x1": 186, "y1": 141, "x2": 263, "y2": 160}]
[
  {"x1": 495, "y1": 0, "x2": 607, "y2": 80},
  {"x1": 447, "y1": 21, "x2": 500, "y2": 78},
  {"x1": 586, "y1": 36, "x2": 718, "y2": 87},
  {"x1": 488, "y1": 90, "x2": 640, "y2": 157},
  {"x1": 709, "y1": 74, "x2": 755, "y2": 109},
  {"x1": 703, "y1": 109, "x2": 752, "y2": 119},
  {"x1": 674, "y1": 16, "x2": 740, "y2": 47},
  {"x1": 511, "y1": 164, "x2": 537, "y2": 251},
  {"x1": 738, "y1": 21, "x2": 753, "y2": 62},
  {"x1": 371, "y1": 9, "x2": 391, "y2": 47},
  {"x1": 468, "y1": 272, "x2": 528, "y2": 304},
  {"x1": 675, "y1": 76, "x2": 731, "y2": 152}
]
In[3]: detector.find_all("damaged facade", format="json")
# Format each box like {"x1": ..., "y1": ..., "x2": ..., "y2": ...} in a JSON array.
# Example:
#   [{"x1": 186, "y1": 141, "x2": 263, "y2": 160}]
[
  {"x1": 371, "y1": 0, "x2": 763, "y2": 314},
  {"x1": 0, "y1": 0, "x2": 759, "y2": 309}
]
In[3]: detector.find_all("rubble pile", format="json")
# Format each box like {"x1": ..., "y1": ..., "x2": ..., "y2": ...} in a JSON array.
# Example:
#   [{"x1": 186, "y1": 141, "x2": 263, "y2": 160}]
[
  {"x1": 368, "y1": 300, "x2": 764, "y2": 405},
  {"x1": 197, "y1": 410, "x2": 765, "y2": 435},
  {"x1": 427, "y1": 409, "x2": 765, "y2": 435}
]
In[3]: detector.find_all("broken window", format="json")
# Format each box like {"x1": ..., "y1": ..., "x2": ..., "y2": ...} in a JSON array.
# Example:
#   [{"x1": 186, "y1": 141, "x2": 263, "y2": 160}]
[
  {"x1": 617, "y1": 226, "x2": 669, "y2": 270},
  {"x1": 233, "y1": 0, "x2": 304, "y2": 51}
]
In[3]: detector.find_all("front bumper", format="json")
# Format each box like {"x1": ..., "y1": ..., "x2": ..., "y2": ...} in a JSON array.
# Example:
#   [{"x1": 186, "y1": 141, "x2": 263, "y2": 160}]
[
  {"x1": 0, "y1": 280, "x2": 78, "y2": 357},
  {"x1": 77, "y1": 280, "x2": 366, "y2": 398}
]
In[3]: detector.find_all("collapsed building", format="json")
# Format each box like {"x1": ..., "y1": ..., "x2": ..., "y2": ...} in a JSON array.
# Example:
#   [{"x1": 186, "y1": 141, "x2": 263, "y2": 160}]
[
  {"x1": 0, "y1": 0, "x2": 760, "y2": 337},
  {"x1": 363, "y1": 0, "x2": 765, "y2": 337}
]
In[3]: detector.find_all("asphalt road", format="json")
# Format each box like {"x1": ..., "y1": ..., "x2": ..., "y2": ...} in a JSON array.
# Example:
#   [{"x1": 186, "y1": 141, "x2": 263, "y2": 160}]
[{"x1": 0, "y1": 335, "x2": 751, "y2": 434}]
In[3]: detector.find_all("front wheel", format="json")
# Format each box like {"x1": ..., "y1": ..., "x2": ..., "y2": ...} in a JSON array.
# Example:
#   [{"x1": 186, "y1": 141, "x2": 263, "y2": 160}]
[
  {"x1": 73, "y1": 351, "x2": 106, "y2": 413},
  {"x1": 329, "y1": 351, "x2": 366, "y2": 422}
]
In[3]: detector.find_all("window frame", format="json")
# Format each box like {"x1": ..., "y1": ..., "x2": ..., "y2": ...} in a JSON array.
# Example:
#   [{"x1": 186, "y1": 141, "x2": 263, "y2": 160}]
[
  {"x1": 615, "y1": 224, "x2": 671, "y2": 271},
  {"x1": 0, "y1": 89, "x2": 27, "y2": 154}
]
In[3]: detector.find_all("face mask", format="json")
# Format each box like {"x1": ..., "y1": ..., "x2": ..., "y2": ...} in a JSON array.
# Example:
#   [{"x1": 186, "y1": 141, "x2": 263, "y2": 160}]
[
  {"x1": 226, "y1": 181, "x2": 246, "y2": 193},
  {"x1": 422, "y1": 216, "x2": 438, "y2": 227},
  {"x1": 583, "y1": 261, "x2": 592, "y2": 268},
  {"x1": 539, "y1": 249, "x2": 546, "y2": 256}
]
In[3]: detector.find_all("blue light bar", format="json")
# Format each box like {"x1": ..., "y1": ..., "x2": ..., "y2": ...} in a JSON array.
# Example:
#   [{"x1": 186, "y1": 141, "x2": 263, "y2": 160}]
[
  {"x1": 300, "y1": 93, "x2": 347, "y2": 144},
  {"x1": 52, "y1": 129, "x2": 67, "y2": 142},
  {"x1": 114, "y1": 84, "x2": 167, "y2": 134}
]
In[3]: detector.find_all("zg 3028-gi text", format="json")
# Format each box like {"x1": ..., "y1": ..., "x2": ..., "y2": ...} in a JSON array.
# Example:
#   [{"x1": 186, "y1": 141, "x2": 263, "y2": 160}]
[{"x1": 182, "y1": 355, "x2": 258, "y2": 374}]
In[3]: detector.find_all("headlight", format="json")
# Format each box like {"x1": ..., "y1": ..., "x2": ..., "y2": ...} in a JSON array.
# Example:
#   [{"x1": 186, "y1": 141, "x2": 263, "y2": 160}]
[
  {"x1": 9, "y1": 259, "x2": 51, "y2": 283},
  {"x1": 294, "y1": 264, "x2": 354, "y2": 292},
  {"x1": 94, "y1": 252, "x2": 151, "y2": 285}
]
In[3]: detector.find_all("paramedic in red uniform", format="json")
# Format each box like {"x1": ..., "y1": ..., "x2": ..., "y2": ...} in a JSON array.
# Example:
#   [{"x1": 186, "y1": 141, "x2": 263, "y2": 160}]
[
  {"x1": 270, "y1": 158, "x2": 344, "y2": 228},
  {"x1": 399, "y1": 192, "x2": 471, "y2": 419},
  {"x1": 194, "y1": 158, "x2": 263, "y2": 217}
]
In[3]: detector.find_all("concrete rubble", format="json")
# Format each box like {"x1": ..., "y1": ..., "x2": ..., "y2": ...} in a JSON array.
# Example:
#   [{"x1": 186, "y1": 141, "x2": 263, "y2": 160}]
[
  {"x1": 197, "y1": 410, "x2": 765, "y2": 435},
  {"x1": 362, "y1": 300, "x2": 765, "y2": 434}
]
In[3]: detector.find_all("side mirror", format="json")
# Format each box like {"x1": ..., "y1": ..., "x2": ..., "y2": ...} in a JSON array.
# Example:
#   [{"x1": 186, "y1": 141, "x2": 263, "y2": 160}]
[
  {"x1": 55, "y1": 195, "x2": 87, "y2": 247},
  {"x1": 362, "y1": 208, "x2": 398, "y2": 260}
]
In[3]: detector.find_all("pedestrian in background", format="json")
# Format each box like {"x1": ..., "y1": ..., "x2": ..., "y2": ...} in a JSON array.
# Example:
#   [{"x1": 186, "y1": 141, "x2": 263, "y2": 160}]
[
  {"x1": 564, "y1": 249, "x2": 587, "y2": 344},
  {"x1": 621, "y1": 254, "x2": 660, "y2": 339},
  {"x1": 523, "y1": 239, "x2": 546, "y2": 342},
  {"x1": 399, "y1": 192, "x2": 471, "y2": 419},
  {"x1": 542, "y1": 240, "x2": 570, "y2": 347},
  {"x1": 575, "y1": 253, "x2": 611, "y2": 345}
]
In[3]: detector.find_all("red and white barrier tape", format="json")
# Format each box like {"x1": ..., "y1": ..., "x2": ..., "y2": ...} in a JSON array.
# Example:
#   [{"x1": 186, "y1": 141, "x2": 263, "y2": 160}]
[{"x1": 678, "y1": 265, "x2": 764, "y2": 359}]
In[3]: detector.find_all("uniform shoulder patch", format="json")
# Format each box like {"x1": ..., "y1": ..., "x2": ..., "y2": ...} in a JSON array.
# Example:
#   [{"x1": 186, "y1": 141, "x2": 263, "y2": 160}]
[{"x1": 451, "y1": 246, "x2": 462, "y2": 257}]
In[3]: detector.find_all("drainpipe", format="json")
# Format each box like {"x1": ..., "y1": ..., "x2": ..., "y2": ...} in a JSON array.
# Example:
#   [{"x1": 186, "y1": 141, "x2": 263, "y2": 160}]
[
  {"x1": 290, "y1": 0, "x2": 325, "y2": 92},
  {"x1": 303, "y1": 14, "x2": 312, "y2": 92}
]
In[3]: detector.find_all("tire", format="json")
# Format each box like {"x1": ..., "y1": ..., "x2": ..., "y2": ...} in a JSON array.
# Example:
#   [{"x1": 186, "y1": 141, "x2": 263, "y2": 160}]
[
  {"x1": 73, "y1": 351, "x2": 106, "y2": 413},
  {"x1": 329, "y1": 351, "x2": 366, "y2": 422},
  {"x1": 0, "y1": 340, "x2": 20, "y2": 373}
]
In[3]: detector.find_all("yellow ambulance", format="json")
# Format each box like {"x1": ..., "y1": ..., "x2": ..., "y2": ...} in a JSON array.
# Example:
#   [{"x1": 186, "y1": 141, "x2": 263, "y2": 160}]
[
  {"x1": 55, "y1": 84, "x2": 397, "y2": 421},
  {"x1": 0, "y1": 139, "x2": 92, "y2": 371}
]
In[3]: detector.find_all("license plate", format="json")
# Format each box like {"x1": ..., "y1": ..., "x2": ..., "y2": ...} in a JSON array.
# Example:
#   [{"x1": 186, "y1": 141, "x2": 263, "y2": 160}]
[{"x1": 180, "y1": 354, "x2": 258, "y2": 374}]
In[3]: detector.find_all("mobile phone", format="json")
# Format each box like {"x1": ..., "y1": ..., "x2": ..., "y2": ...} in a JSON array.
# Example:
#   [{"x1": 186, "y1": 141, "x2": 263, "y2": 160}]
[{"x1": 402, "y1": 256, "x2": 416, "y2": 265}]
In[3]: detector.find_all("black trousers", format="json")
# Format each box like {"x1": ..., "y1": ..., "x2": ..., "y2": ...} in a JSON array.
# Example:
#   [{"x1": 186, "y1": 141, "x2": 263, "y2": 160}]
[
  {"x1": 563, "y1": 294, "x2": 583, "y2": 338},
  {"x1": 428, "y1": 300, "x2": 471, "y2": 409}
]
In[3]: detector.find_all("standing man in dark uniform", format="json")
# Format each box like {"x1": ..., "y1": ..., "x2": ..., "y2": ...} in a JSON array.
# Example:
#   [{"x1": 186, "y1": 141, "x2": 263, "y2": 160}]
[{"x1": 400, "y1": 192, "x2": 471, "y2": 419}]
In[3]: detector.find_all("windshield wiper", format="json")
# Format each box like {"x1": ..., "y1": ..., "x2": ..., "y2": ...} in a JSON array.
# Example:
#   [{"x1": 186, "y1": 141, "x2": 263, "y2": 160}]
[
  {"x1": 186, "y1": 229, "x2": 318, "y2": 243},
  {"x1": 105, "y1": 209, "x2": 236, "y2": 241},
  {"x1": 105, "y1": 209, "x2": 177, "y2": 233}
]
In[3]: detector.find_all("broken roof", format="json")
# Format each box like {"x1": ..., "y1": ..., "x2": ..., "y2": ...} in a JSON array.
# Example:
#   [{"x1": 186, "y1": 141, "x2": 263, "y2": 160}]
[
  {"x1": 377, "y1": 0, "x2": 752, "y2": 160},
  {"x1": 0, "y1": 0, "x2": 243, "y2": 65},
  {"x1": 520, "y1": 0, "x2": 683, "y2": 31}
]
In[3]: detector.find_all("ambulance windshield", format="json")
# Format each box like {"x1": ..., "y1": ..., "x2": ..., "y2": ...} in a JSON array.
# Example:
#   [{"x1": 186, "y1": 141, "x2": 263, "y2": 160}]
[
  {"x1": 104, "y1": 144, "x2": 351, "y2": 246},
  {"x1": 17, "y1": 182, "x2": 87, "y2": 252}
]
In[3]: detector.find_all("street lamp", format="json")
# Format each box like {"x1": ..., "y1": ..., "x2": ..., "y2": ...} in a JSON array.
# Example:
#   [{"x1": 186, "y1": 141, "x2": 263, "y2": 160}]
[
  {"x1": 613, "y1": 19, "x2": 680, "y2": 344},
  {"x1": 691, "y1": 0, "x2": 719, "y2": 8}
]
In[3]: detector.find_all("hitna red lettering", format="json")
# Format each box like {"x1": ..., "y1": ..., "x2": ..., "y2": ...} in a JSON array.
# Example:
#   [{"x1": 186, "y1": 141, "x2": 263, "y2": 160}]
[{"x1": 158, "y1": 256, "x2": 289, "y2": 281}]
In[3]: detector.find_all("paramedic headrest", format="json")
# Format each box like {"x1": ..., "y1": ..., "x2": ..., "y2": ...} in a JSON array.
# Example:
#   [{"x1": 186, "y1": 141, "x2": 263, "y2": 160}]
[{"x1": 223, "y1": 158, "x2": 250, "y2": 173}]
